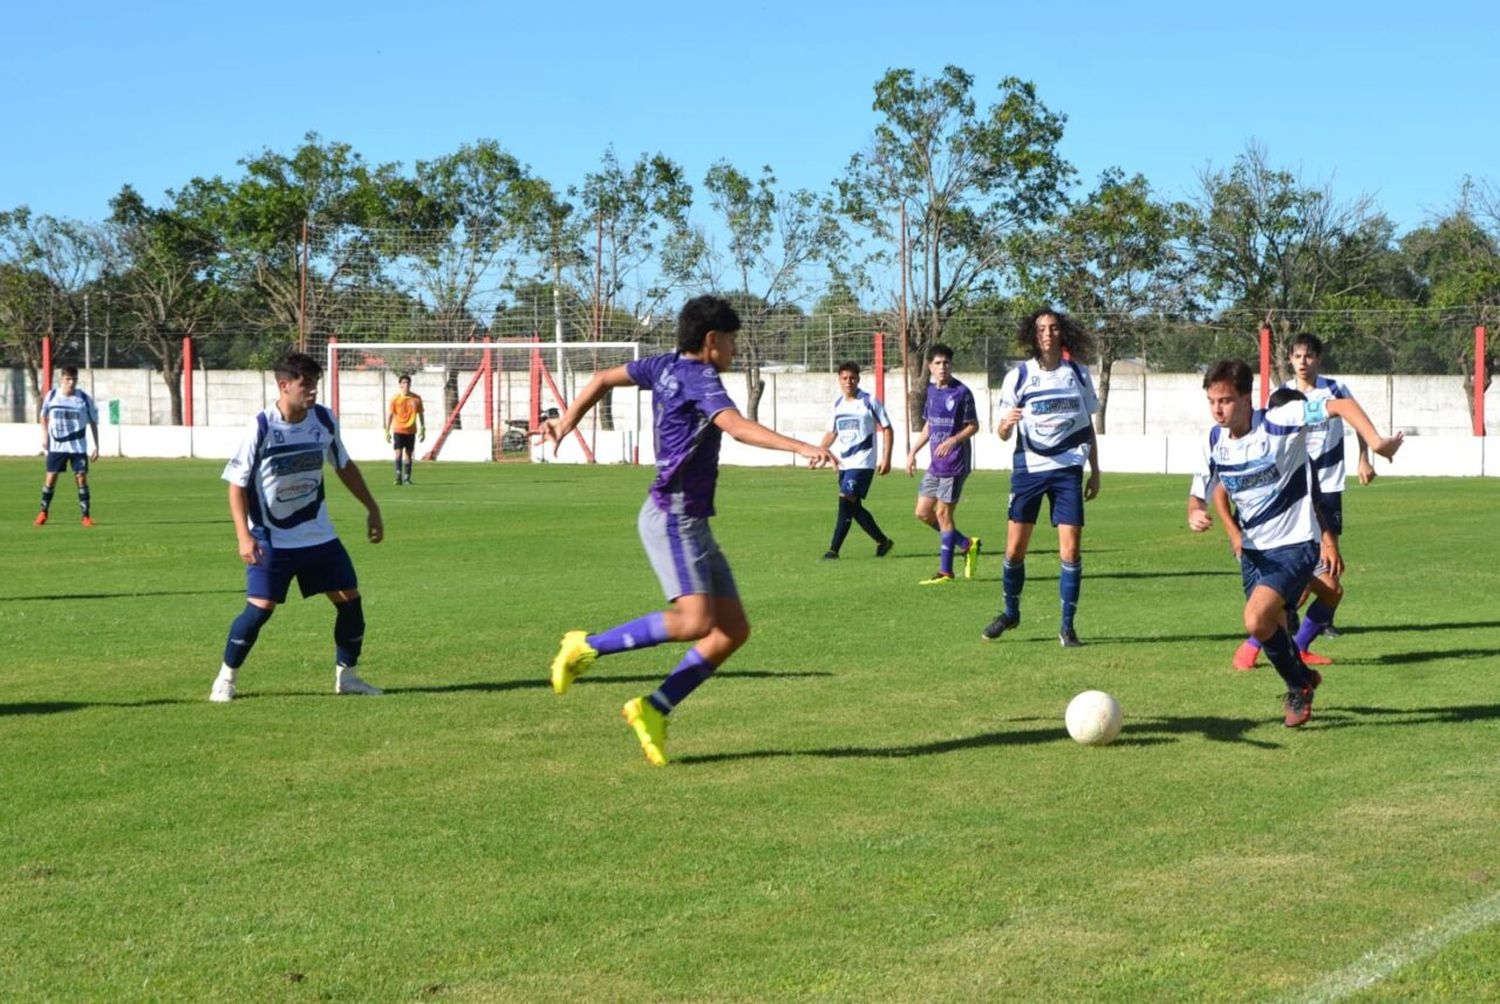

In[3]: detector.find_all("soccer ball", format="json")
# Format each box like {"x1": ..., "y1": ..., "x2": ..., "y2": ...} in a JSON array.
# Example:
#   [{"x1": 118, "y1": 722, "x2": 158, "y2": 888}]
[{"x1": 1065, "y1": 690, "x2": 1123, "y2": 746}]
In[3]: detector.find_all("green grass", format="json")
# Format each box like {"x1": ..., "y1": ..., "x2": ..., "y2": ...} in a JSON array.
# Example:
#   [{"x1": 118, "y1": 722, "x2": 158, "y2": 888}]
[{"x1": 2, "y1": 458, "x2": 1499, "y2": 1002}]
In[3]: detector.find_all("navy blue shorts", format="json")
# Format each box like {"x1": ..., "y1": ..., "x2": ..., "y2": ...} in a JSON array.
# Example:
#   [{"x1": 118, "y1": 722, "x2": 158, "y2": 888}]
[
  {"x1": 46, "y1": 451, "x2": 88, "y2": 474},
  {"x1": 246, "y1": 538, "x2": 359, "y2": 603},
  {"x1": 1315, "y1": 491, "x2": 1343, "y2": 538},
  {"x1": 1240, "y1": 540, "x2": 1318, "y2": 605},
  {"x1": 838, "y1": 469, "x2": 875, "y2": 499},
  {"x1": 392, "y1": 432, "x2": 416, "y2": 452},
  {"x1": 1007, "y1": 466, "x2": 1085, "y2": 527}
]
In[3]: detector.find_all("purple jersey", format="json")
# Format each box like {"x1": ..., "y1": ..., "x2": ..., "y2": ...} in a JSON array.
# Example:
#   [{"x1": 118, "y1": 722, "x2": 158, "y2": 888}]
[
  {"x1": 627, "y1": 352, "x2": 739, "y2": 517},
  {"x1": 922, "y1": 378, "x2": 978, "y2": 477}
]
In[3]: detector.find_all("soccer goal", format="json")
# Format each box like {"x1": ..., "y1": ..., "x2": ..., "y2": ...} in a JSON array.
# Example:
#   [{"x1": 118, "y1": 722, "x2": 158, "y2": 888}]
[{"x1": 325, "y1": 339, "x2": 645, "y2": 463}]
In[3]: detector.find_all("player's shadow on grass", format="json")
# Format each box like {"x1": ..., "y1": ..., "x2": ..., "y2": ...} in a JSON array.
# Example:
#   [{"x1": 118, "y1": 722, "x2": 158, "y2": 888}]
[
  {"x1": 1326, "y1": 619, "x2": 1500, "y2": 637},
  {"x1": 386, "y1": 669, "x2": 833, "y2": 696},
  {"x1": 0, "y1": 698, "x2": 186, "y2": 717},
  {"x1": 0, "y1": 588, "x2": 244, "y2": 603},
  {"x1": 1305, "y1": 702, "x2": 1500, "y2": 731},
  {"x1": 676, "y1": 712, "x2": 1280, "y2": 764}
]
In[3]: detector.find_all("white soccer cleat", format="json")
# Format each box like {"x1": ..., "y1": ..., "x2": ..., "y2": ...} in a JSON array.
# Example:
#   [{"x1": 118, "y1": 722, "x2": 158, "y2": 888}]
[
  {"x1": 335, "y1": 665, "x2": 383, "y2": 696},
  {"x1": 209, "y1": 671, "x2": 237, "y2": 703}
]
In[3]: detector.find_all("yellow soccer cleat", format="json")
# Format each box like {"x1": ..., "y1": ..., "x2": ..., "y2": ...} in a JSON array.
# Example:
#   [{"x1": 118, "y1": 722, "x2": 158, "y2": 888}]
[
  {"x1": 964, "y1": 537, "x2": 982, "y2": 579},
  {"x1": 622, "y1": 697, "x2": 669, "y2": 767},
  {"x1": 919, "y1": 571, "x2": 955, "y2": 586},
  {"x1": 549, "y1": 630, "x2": 598, "y2": 695}
]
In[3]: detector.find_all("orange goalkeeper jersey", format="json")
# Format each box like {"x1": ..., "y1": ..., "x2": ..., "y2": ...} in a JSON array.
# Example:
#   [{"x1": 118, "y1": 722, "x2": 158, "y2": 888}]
[{"x1": 389, "y1": 392, "x2": 424, "y2": 434}]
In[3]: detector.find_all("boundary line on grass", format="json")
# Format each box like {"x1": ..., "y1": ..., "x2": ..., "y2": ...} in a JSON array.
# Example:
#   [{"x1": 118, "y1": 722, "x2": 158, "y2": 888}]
[{"x1": 1290, "y1": 888, "x2": 1500, "y2": 1002}]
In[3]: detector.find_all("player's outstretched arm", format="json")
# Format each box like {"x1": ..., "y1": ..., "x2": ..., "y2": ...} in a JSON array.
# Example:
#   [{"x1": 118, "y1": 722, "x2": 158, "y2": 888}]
[
  {"x1": 335, "y1": 461, "x2": 385, "y2": 543},
  {"x1": 1324, "y1": 399, "x2": 1403, "y2": 461},
  {"x1": 713, "y1": 410, "x2": 835, "y2": 467},
  {"x1": 544, "y1": 365, "x2": 634, "y2": 453}
]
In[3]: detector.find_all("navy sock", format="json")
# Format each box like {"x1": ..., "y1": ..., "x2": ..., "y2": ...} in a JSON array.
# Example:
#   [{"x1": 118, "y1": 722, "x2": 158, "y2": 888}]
[
  {"x1": 1261, "y1": 626, "x2": 1312, "y2": 689},
  {"x1": 394, "y1": 457, "x2": 403, "y2": 477},
  {"x1": 587, "y1": 612, "x2": 669, "y2": 656},
  {"x1": 223, "y1": 603, "x2": 275, "y2": 669},
  {"x1": 830, "y1": 498, "x2": 854, "y2": 552},
  {"x1": 848, "y1": 499, "x2": 884, "y2": 542},
  {"x1": 1002, "y1": 558, "x2": 1026, "y2": 618},
  {"x1": 648, "y1": 649, "x2": 717, "y2": 713},
  {"x1": 78, "y1": 485, "x2": 91, "y2": 517},
  {"x1": 404, "y1": 460, "x2": 412, "y2": 481},
  {"x1": 1060, "y1": 559, "x2": 1082, "y2": 630},
  {"x1": 40, "y1": 485, "x2": 54, "y2": 513},
  {"x1": 334, "y1": 597, "x2": 365, "y2": 667}
]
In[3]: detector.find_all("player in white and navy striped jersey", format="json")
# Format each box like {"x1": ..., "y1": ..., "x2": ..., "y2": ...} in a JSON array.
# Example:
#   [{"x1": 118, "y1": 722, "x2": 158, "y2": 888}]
[
  {"x1": 983, "y1": 308, "x2": 1101, "y2": 648},
  {"x1": 209, "y1": 352, "x2": 386, "y2": 703},
  {"x1": 1231, "y1": 333, "x2": 1375, "y2": 670},
  {"x1": 1187, "y1": 359, "x2": 1403, "y2": 728},
  {"x1": 817, "y1": 362, "x2": 895, "y2": 559},
  {"x1": 35, "y1": 366, "x2": 100, "y2": 527}
]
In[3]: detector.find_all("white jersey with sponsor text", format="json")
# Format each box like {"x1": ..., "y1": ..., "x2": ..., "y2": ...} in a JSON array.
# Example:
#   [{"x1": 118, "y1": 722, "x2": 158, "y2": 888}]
[
  {"x1": 41, "y1": 387, "x2": 99, "y2": 453},
  {"x1": 222, "y1": 404, "x2": 350, "y2": 550},
  {"x1": 997, "y1": 359, "x2": 1099, "y2": 474},
  {"x1": 1281, "y1": 375, "x2": 1352, "y2": 494},
  {"x1": 828, "y1": 390, "x2": 891, "y2": 471},
  {"x1": 1190, "y1": 399, "x2": 1329, "y2": 552}
]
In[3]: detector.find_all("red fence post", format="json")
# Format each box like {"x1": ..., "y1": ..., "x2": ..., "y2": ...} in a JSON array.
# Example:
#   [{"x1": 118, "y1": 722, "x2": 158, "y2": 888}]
[
  {"x1": 1477, "y1": 325, "x2": 1487, "y2": 437},
  {"x1": 483, "y1": 335, "x2": 494, "y2": 431},
  {"x1": 42, "y1": 335, "x2": 52, "y2": 396},
  {"x1": 182, "y1": 337, "x2": 194, "y2": 426},
  {"x1": 873, "y1": 331, "x2": 885, "y2": 403},
  {"x1": 1258, "y1": 325, "x2": 1272, "y2": 408},
  {"x1": 328, "y1": 336, "x2": 340, "y2": 416}
]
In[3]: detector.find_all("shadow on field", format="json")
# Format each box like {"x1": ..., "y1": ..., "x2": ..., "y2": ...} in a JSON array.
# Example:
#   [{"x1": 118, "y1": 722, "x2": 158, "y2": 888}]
[
  {"x1": 1306, "y1": 703, "x2": 1500, "y2": 731},
  {"x1": 385, "y1": 669, "x2": 833, "y2": 696},
  {"x1": 0, "y1": 588, "x2": 244, "y2": 602},
  {"x1": 1325, "y1": 619, "x2": 1500, "y2": 637},
  {"x1": 0, "y1": 699, "x2": 185, "y2": 717},
  {"x1": 676, "y1": 712, "x2": 1282, "y2": 764}
]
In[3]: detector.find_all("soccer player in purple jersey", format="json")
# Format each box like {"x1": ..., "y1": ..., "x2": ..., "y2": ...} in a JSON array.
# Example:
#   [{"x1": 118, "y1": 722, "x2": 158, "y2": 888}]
[
  {"x1": 904, "y1": 344, "x2": 981, "y2": 585},
  {"x1": 544, "y1": 295, "x2": 836, "y2": 767},
  {"x1": 1187, "y1": 359, "x2": 1402, "y2": 727}
]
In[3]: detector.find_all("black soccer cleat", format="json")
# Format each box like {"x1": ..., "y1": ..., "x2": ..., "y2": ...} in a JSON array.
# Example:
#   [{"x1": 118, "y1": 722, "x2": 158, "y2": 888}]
[
  {"x1": 981, "y1": 612, "x2": 1020, "y2": 641},
  {"x1": 820, "y1": 549, "x2": 839, "y2": 561},
  {"x1": 1058, "y1": 627, "x2": 1083, "y2": 648},
  {"x1": 875, "y1": 537, "x2": 894, "y2": 558}
]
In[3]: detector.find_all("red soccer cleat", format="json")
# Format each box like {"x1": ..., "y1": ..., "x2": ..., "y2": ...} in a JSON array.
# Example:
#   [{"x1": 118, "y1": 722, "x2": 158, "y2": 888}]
[
  {"x1": 33, "y1": 511, "x2": 48, "y2": 526},
  {"x1": 80, "y1": 516, "x2": 95, "y2": 527},
  {"x1": 1283, "y1": 685, "x2": 1315, "y2": 728},
  {"x1": 1300, "y1": 650, "x2": 1332, "y2": 667},
  {"x1": 1232, "y1": 640, "x2": 1260, "y2": 671}
]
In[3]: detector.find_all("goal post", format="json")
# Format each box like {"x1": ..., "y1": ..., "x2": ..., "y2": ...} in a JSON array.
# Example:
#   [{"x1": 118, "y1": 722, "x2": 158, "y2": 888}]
[{"x1": 325, "y1": 339, "x2": 644, "y2": 463}]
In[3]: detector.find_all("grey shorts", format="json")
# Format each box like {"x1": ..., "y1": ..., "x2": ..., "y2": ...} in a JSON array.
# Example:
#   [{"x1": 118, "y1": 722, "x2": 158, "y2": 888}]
[
  {"x1": 918, "y1": 471, "x2": 968, "y2": 504},
  {"x1": 638, "y1": 498, "x2": 739, "y2": 602}
]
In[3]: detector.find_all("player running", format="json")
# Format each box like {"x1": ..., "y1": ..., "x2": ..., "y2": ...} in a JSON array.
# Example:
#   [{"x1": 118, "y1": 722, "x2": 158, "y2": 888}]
[
  {"x1": 544, "y1": 295, "x2": 835, "y2": 767},
  {"x1": 1187, "y1": 359, "x2": 1402, "y2": 727}
]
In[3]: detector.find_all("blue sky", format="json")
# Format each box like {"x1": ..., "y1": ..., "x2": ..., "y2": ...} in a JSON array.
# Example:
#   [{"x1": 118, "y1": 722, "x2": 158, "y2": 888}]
[{"x1": 3, "y1": 0, "x2": 1495, "y2": 234}]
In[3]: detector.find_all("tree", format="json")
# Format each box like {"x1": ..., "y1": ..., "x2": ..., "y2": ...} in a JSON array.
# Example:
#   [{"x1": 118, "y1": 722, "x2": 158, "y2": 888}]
[
  {"x1": 694, "y1": 161, "x2": 842, "y2": 420},
  {"x1": 839, "y1": 66, "x2": 1072, "y2": 424},
  {"x1": 1192, "y1": 142, "x2": 1389, "y2": 376},
  {"x1": 575, "y1": 147, "x2": 695, "y2": 335},
  {"x1": 0, "y1": 207, "x2": 100, "y2": 402},
  {"x1": 1016, "y1": 169, "x2": 1198, "y2": 431},
  {"x1": 100, "y1": 186, "x2": 223, "y2": 424}
]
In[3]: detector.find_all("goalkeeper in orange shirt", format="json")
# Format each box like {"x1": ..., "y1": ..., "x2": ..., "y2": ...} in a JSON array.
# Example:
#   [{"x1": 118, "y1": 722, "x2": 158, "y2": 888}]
[{"x1": 384, "y1": 373, "x2": 425, "y2": 485}]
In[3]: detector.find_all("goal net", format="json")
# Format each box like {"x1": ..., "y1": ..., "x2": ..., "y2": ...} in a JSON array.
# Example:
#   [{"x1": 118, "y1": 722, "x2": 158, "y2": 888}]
[{"x1": 326, "y1": 339, "x2": 644, "y2": 463}]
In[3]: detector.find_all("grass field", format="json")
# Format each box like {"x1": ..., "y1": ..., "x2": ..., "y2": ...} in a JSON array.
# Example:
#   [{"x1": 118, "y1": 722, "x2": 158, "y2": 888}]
[{"x1": 2, "y1": 457, "x2": 1498, "y2": 1002}]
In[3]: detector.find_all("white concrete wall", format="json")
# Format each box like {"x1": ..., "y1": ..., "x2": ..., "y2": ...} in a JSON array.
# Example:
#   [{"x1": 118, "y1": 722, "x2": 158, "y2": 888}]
[{"x1": 3, "y1": 365, "x2": 1496, "y2": 476}]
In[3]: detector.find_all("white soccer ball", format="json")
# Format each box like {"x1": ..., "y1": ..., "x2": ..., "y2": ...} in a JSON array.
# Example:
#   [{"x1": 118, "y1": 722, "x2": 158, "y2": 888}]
[{"x1": 1065, "y1": 690, "x2": 1123, "y2": 746}]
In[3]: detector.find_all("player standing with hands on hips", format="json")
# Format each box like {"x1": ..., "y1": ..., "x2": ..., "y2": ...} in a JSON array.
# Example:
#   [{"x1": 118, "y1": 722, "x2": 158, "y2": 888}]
[{"x1": 545, "y1": 295, "x2": 836, "y2": 767}]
